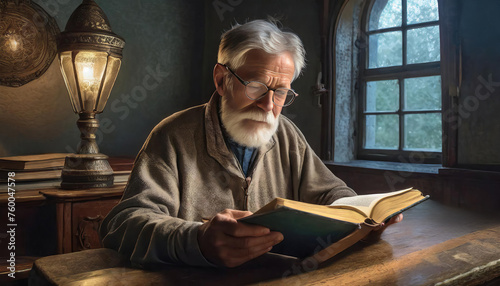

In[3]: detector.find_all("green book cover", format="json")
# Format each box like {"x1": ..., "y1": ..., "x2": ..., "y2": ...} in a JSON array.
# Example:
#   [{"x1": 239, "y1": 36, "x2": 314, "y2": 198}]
[{"x1": 239, "y1": 207, "x2": 360, "y2": 258}]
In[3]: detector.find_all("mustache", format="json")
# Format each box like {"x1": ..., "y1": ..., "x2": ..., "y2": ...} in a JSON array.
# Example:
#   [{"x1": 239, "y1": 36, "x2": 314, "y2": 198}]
[{"x1": 238, "y1": 107, "x2": 275, "y2": 124}]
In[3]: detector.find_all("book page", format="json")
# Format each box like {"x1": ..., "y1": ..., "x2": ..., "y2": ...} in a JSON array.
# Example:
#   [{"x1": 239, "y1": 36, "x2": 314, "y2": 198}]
[
  {"x1": 331, "y1": 193, "x2": 388, "y2": 208},
  {"x1": 252, "y1": 189, "x2": 421, "y2": 226},
  {"x1": 329, "y1": 188, "x2": 415, "y2": 218},
  {"x1": 328, "y1": 194, "x2": 387, "y2": 218},
  {"x1": 370, "y1": 190, "x2": 428, "y2": 223},
  {"x1": 257, "y1": 198, "x2": 368, "y2": 223}
]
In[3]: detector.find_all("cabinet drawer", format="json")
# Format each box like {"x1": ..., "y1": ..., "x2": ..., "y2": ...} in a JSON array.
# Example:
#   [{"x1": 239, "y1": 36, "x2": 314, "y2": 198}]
[{"x1": 71, "y1": 198, "x2": 120, "y2": 252}]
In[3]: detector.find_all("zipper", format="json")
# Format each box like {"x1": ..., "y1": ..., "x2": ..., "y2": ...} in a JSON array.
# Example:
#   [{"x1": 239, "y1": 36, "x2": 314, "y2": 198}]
[
  {"x1": 244, "y1": 177, "x2": 251, "y2": 210},
  {"x1": 229, "y1": 147, "x2": 266, "y2": 210},
  {"x1": 230, "y1": 151, "x2": 253, "y2": 211},
  {"x1": 232, "y1": 157, "x2": 250, "y2": 210}
]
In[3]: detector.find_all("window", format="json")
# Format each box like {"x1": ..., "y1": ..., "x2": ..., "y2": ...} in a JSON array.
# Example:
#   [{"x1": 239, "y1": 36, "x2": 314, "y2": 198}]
[{"x1": 358, "y1": 0, "x2": 442, "y2": 163}]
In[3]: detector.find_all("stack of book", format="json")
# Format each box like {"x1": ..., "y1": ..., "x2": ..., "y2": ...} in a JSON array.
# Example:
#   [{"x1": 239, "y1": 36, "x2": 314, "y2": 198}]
[
  {"x1": 108, "y1": 156, "x2": 135, "y2": 184},
  {"x1": 0, "y1": 153, "x2": 68, "y2": 183},
  {"x1": 0, "y1": 154, "x2": 135, "y2": 190}
]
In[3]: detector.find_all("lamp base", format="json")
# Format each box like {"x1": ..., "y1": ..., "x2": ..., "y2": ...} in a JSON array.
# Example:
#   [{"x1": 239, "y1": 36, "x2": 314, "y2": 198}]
[{"x1": 61, "y1": 153, "x2": 114, "y2": 190}]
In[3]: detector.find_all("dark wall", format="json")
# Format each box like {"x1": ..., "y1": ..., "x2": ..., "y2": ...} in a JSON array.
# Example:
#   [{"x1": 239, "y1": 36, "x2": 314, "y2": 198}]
[
  {"x1": 0, "y1": 0, "x2": 205, "y2": 157},
  {"x1": 457, "y1": 0, "x2": 500, "y2": 165}
]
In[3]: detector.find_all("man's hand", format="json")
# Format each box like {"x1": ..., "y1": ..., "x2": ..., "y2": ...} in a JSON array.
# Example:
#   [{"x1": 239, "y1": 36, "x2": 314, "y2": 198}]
[
  {"x1": 197, "y1": 209, "x2": 283, "y2": 268},
  {"x1": 362, "y1": 213, "x2": 403, "y2": 243}
]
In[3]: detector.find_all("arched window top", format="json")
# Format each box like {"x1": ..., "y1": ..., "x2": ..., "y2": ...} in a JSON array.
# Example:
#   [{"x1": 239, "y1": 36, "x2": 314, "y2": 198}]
[
  {"x1": 369, "y1": 0, "x2": 439, "y2": 32},
  {"x1": 366, "y1": 0, "x2": 441, "y2": 69},
  {"x1": 369, "y1": 0, "x2": 402, "y2": 31}
]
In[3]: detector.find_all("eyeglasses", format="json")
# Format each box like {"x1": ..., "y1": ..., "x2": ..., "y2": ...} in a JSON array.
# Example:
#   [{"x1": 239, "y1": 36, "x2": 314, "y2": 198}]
[{"x1": 219, "y1": 63, "x2": 298, "y2": 107}]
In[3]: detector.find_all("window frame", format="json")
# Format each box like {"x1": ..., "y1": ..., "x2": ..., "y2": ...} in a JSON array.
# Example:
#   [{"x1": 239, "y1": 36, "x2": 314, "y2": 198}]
[{"x1": 357, "y1": 0, "x2": 443, "y2": 163}]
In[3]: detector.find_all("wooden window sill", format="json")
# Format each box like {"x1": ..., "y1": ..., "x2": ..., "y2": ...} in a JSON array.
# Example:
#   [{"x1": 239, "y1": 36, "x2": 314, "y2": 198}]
[{"x1": 323, "y1": 160, "x2": 441, "y2": 175}]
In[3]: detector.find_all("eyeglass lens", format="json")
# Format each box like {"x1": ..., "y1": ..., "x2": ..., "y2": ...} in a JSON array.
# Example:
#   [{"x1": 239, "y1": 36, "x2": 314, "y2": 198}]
[{"x1": 245, "y1": 81, "x2": 295, "y2": 106}]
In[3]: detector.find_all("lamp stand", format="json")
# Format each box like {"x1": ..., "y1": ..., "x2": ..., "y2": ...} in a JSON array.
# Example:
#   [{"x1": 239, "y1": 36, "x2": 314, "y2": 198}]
[{"x1": 61, "y1": 113, "x2": 114, "y2": 189}]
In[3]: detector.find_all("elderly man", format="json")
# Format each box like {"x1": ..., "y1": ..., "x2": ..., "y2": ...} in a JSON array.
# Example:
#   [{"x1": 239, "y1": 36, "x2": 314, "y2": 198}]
[{"x1": 100, "y1": 19, "x2": 399, "y2": 269}]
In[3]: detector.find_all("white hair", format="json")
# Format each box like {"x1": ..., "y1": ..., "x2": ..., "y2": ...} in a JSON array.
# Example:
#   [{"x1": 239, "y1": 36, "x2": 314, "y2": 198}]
[{"x1": 217, "y1": 19, "x2": 306, "y2": 81}]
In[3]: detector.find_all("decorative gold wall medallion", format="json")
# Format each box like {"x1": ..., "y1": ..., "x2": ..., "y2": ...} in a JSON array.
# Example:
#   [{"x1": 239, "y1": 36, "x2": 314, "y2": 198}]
[{"x1": 0, "y1": 0, "x2": 59, "y2": 87}]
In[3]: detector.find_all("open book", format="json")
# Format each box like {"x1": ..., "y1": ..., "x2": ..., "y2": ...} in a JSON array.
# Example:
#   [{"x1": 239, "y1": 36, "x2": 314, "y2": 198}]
[{"x1": 239, "y1": 188, "x2": 429, "y2": 262}]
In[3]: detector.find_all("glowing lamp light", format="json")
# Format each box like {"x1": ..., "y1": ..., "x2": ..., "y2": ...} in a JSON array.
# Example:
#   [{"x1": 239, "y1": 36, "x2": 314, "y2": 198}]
[
  {"x1": 8, "y1": 37, "x2": 19, "y2": 51},
  {"x1": 58, "y1": 0, "x2": 125, "y2": 189},
  {"x1": 4, "y1": 32, "x2": 22, "y2": 53}
]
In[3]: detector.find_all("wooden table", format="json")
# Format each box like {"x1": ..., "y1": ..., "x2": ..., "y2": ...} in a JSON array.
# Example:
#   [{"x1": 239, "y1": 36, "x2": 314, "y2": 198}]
[{"x1": 29, "y1": 200, "x2": 500, "y2": 285}]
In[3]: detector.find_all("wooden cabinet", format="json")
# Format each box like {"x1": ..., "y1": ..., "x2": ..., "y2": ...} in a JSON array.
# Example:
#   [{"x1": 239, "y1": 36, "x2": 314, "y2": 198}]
[
  {"x1": 72, "y1": 199, "x2": 119, "y2": 251},
  {"x1": 40, "y1": 184, "x2": 125, "y2": 254}
]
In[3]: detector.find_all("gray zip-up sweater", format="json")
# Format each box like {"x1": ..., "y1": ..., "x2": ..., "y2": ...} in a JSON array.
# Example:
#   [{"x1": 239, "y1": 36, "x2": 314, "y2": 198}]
[{"x1": 99, "y1": 93, "x2": 356, "y2": 268}]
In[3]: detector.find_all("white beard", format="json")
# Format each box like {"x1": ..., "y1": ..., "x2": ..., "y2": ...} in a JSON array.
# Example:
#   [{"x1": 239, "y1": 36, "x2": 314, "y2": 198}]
[{"x1": 220, "y1": 96, "x2": 279, "y2": 148}]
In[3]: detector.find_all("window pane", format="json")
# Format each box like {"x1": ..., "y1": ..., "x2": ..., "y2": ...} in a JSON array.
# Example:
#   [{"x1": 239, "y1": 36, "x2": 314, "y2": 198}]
[
  {"x1": 369, "y1": 0, "x2": 402, "y2": 31},
  {"x1": 404, "y1": 76, "x2": 441, "y2": 111},
  {"x1": 404, "y1": 113, "x2": 442, "y2": 151},
  {"x1": 407, "y1": 26, "x2": 440, "y2": 64},
  {"x1": 408, "y1": 0, "x2": 439, "y2": 24},
  {"x1": 369, "y1": 31, "x2": 402, "y2": 68},
  {"x1": 366, "y1": 80, "x2": 399, "y2": 112},
  {"x1": 365, "y1": 114, "x2": 399, "y2": 149}
]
